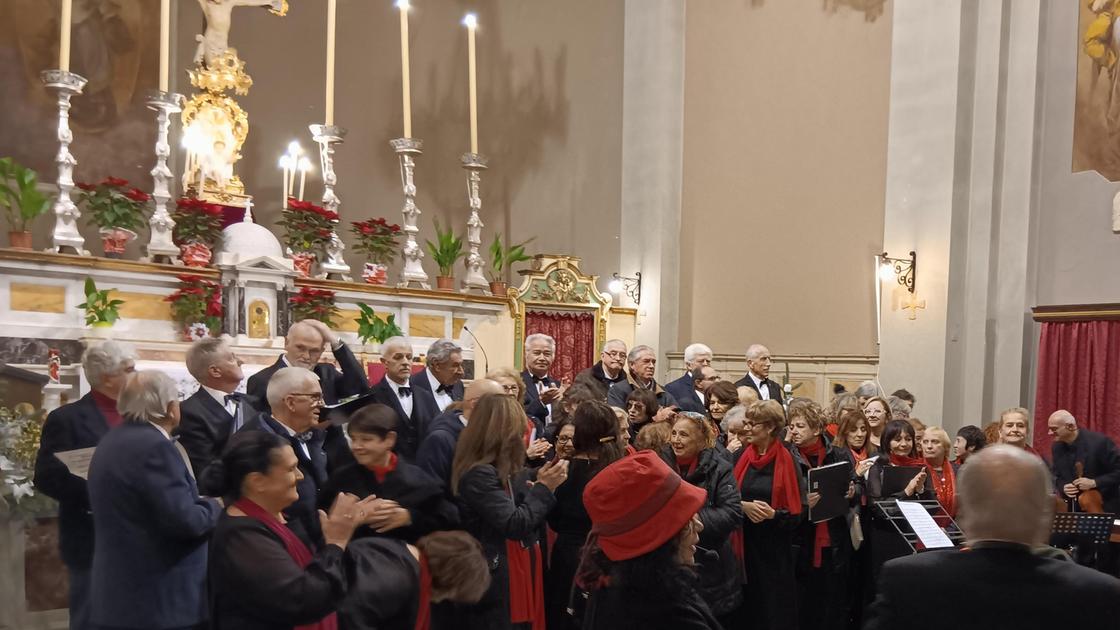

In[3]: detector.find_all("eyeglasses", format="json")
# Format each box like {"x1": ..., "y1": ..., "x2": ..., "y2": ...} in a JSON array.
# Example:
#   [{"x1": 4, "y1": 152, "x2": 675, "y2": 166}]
[
  {"x1": 500, "y1": 384, "x2": 520, "y2": 393},
  {"x1": 603, "y1": 351, "x2": 626, "y2": 359},
  {"x1": 556, "y1": 435, "x2": 573, "y2": 443},
  {"x1": 289, "y1": 392, "x2": 324, "y2": 403}
]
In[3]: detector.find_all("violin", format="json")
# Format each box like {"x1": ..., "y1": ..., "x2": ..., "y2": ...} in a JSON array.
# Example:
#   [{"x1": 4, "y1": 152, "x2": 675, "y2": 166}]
[{"x1": 1074, "y1": 462, "x2": 1106, "y2": 513}]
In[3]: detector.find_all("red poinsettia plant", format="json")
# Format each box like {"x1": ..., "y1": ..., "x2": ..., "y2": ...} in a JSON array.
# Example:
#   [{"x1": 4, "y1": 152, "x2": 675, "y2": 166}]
[
  {"x1": 75, "y1": 176, "x2": 150, "y2": 232},
  {"x1": 172, "y1": 197, "x2": 225, "y2": 246},
  {"x1": 289, "y1": 286, "x2": 339, "y2": 325},
  {"x1": 164, "y1": 274, "x2": 222, "y2": 334},
  {"x1": 278, "y1": 199, "x2": 338, "y2": 253},
  {"x1": 349, "y1": 218, "x2": 401, "y2": 265}
]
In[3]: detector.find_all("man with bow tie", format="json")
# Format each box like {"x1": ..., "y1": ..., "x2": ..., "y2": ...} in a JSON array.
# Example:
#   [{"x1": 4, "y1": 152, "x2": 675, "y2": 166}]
[
  {"x1": 177, "y1": 338, "x2": 260, "y2": 477},
  {"x1": 369, "y1": 336, "x2": 432, "y2": 461},
  {"x1": 521, "y1": 334, "x2": 567, "y2": 435},
  {"x1": 408, "y1": 338, "x2": 465, "y2": 417}
]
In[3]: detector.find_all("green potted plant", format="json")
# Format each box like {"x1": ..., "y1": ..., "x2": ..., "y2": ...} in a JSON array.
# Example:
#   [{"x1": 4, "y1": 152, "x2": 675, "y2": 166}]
[
  {"x1": 349, "y1": 217, "x2": 401, "y2": 285},
  {"x1": 487, "y1": 233, "x2": 534, "y2": 296},
  {"x1": 171, "y1": 198, "x2": 225, "y2": 267},
  {"x1": 0, "y1": 158, "x2": 52, "y2": 250},
  {"x1": 76, "y1": 177, "x2": 150, "y2": 258},
  {"x1": 289, "y1": 286, "x2": 339, "y2": 325},
  {"x1": 425, "y1": 219, "x2": 464, "y2": 291},
  {"x1": 354, "y1": 304, "x2": 405, "y2": 348},
  {"x1": 77, "y1": 278, "x2": 124, "y2": 328},
  {"x1": 278, "y1": 200, "x2": 338, "y2": 277},
  {"x1": 164, "y1": 274, "x2": 222, "y2": 340}
]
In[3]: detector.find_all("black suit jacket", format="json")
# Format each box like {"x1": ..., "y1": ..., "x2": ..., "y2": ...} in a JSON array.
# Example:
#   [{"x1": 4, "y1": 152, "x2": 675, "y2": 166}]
[
  {"x1": 521, "y1": 370, "x2": 558, "y2": 430},
  {"x1": 32, "y1": 393, "x2": 109, "y2": 568},
  {"x1": 733, "y1": 372, "x2": 784, "y2": 405},
  {"x1": 176, "y1": 389, "x2": 260, "y2": 478},
  {"x1": 1052, "y1": 428, "x2": 1120, "y2": 513},
  {"x1": 408, "y1": 369, "x2": 463, "y2": 420},
  {"x1": 370, "y1": 376, "x2": 433, "y2": 461},
  {"x1": 664, "y1": 373, "x2": 706, "y2": 414},
  {"x1": 865, "y1": 543, "x2": 1120, "y2": 629}
]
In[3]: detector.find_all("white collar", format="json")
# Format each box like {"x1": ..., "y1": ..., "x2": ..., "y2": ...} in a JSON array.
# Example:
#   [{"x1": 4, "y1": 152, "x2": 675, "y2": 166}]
[
  {"x1": 147, "y1": 421, "x2": 171, "y2": 440},
  {"x1": 273, "y1": 417, "x2": 299, "y2": 438},
  {"x1": 385, "y1": 372, "x2": 409, "y2": 388},
  {"x1": 426, "y1": 368, "x2": 444, "y2": 394},
  {"x1": 281, "y1": 355, "x2": 291, "y2": 367},
  {"x1": 201, "y1": 384, "x2": 234, "y2": 408},
  {"x1": 459, "y1": 415, "x2": 468, "y2": 427},
  {"x1": 750, "y1": 372, "x2": 766, "y2": 389}
]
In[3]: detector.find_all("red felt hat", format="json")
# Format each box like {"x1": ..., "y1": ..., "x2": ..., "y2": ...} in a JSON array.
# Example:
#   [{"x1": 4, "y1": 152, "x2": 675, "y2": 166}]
[{"x1": 582, "y1": 451, "x2": 707, "y2": 561}]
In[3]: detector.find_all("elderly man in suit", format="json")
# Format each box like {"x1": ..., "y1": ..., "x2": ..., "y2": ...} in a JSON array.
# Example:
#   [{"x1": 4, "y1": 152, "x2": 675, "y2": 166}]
[
  {"x1": 521, "y1": 333, "x2": 567, "y2": 432},
  {"x1": 369, "y1": 336, "x2": 432, "y2": 461},
  {"x1": 664, "y1": 342, "x2": 713, "y2": 414},
  {"x1": 605, "y1": 344, "x2": 678, "y2": 415},
  {"x1": 733, "y1": 343, "x2": 783, "y2": 404},
  {"x1": 416, "y1": 378, "x2": 505, "y2": 494},
  {"x1": 87, "y1": 371, "x2": 221, "y2": 630},
  {"x1": 177, "y1": 338, "x2": 258, "y2": 477},
  {"x1": 33, "y1": 340, "x2": 136, "y2": 630},
  {"x1": 409, "y1": 338, "x2": 465, "y2": 415},
  {"x1": 575, "y1": 339, "x2": 628, "y2": 398},
  {"x1": 865, "y1": 445, "x2": 1120, "y2": 629}
]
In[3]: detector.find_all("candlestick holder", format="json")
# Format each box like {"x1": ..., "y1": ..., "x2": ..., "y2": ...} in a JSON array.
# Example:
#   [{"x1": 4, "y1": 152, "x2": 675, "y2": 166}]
[
  {"x1": 391, "y1": 137, "x2": 429, "y2": 289},
  {"x1": 40, "y1": 70, "x2": 89, "y2": 255},
  {"x1": 460, "y1": 152, "x2": 489, "y2": 293},
  {"x1": 142, "y1": 90, "x2": 185, "y2": 264},
  {"x1": 310, "y1": 124, "x2": 351, "y2": 281}
]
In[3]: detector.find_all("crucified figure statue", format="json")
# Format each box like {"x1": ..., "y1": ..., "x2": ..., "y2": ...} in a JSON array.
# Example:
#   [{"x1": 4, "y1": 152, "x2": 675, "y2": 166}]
[{"x1": 194, "y1": 0, "x2": 285, "y2": 68}]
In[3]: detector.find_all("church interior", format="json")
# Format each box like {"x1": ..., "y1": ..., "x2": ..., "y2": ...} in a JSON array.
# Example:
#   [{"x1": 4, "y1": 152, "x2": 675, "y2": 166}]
[{"x1": 2, "y1": 1, "x2": 1120, "y2": 628}]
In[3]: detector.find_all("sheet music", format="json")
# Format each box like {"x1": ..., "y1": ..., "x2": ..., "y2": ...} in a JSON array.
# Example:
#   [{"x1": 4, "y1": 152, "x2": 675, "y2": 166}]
[
  {"x1": 55, "y1": 447, "x2": 96, "y2": 480},
  {"x1": 896, "y1": 500, "x2": 954, "y2": 549}
]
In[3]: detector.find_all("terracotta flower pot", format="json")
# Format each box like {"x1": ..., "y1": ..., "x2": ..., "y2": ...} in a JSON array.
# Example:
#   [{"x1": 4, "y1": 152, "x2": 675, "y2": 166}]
[
  {"x1": 8, "y1": 231, "x2": 32, "y2": 250},
  {"x1": 291, "y1": 251, "x2": 316, "y2": 278},
  {"x1": 99, "y1": 227, "x2": 137, "y2": 258},
  {"x1": 489, "y1": 281, "x2": 508, "y2": 296},
  {"x1": 179, "y1": 242, "x2": 213, "y2": 268},
  {"x1": 436, "y1": 275, "x2": 455, "y2": 291},
  {"x1": 363, "y1": 262, "x2": 389, "y2": 285}
]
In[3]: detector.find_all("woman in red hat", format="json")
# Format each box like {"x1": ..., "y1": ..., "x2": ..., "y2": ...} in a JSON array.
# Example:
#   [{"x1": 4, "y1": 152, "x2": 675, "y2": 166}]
[
  {"x1": 733, "y1": 400, "x2": 806, "y2": 630},
  {"x1": 576, "y1": 451, "x2": 720, "y2": 629},
  {"x1": 451, "y1": 394, "x2": 569, "y2": 630},
  {"x1": 659, "y1": 412, "x2": 744, "y2": 623}
]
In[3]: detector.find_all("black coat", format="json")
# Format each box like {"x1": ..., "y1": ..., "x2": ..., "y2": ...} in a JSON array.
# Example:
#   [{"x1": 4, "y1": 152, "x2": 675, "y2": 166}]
[
  {"x1": 408, "y1": 369, "x2": 464, "y2": 419},
  {"x1": 176, "y1": 389, "x2": 261, "y2": 478},
  {"x1": 664, "y1": 374, "x2": 706, "y2": 414},
  {"x1": 318, "y1": 459, "x2": 459, "y2": 542},
  {"x1": 606, "y1": 372, "x2": 678, "y2": 410},
  {"x1": 574, "y1": 362, "x2": 625, "y2": 399},
  {"x1": 659, "y1": 446, "x2": 743, "y2": 616},
  {"x1": 369, "y1": 376, "x2": 435, "y2": 462},
  {"x1": 790, "y1": 438, "x2": 857, "y2": 573},
  {"x1": 522, "y1": 369, "x2": 559, "y2": 428},
  {"x1": 1051, "y1": 428, "x2": 1120, "y2": 513},
  {"x1": 732, "y1": 373, "x2": 784, "y2": 405},
  {"x1": 337, "y1": 537, "x2": 422, "y2": 630},
  {"x1": 414, "y1": 410, "x2": 465, "y2": 494},
  {"x1": 582, "y1": 578, "x2": 723, "y2": 630},
  {"x1": 864, "y1": 543, "x2": 1120, "y2": 629},
  {"x1": 454, "y1": 464, "x2": 556, "y2": 630},
  {"x1": 32, "y1": 393, "x2": 108, "y2": 568},
  {"x1": 208, "y1": 514, "x2": 347, "y2": 630}
]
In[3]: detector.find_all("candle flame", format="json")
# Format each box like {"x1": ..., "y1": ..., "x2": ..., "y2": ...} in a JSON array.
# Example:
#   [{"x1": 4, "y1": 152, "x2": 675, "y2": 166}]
[
  {"x1": 298, "y1": 157, "x2": 313, "y2": 172},
  {"x1": 463, "y1": 13, "x2": 477, "y2": 28},
  {"x1": 287, "y1": 140, "x2": 303, "y2": 156},
  {"x1": 395, "y1": 0, "x2": 410, "y2": 10}
]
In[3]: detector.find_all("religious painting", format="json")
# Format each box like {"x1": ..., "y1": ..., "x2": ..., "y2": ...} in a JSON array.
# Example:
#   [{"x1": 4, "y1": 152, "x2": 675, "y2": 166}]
[
  {"x1": 0, "y1": 0, "x2": 159, "y2": 185},
  {"x1": 1073, "y1": 0, "x2": 1120, "y2": 180}
]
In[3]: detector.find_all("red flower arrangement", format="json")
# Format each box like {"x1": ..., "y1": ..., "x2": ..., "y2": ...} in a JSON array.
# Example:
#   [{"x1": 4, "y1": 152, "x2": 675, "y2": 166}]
[
  {"x1": 289, "y1": 286, "x2": 339, "y2": 325},
  {"x1": 75, "y1": 176, "x2": 150, "y2": 233},
  {"x1": 349, "y1": 217, "x2": 402, "y2": 265},
  {"x1": 164, "y1": 274, "x2": 222, "y2": 335},
  {"x1": 278, "y1": 199, "x2": 339, "y2": 253},
  {"x1": 172, "y1": 197, "x2": 225, "y2": 247}
]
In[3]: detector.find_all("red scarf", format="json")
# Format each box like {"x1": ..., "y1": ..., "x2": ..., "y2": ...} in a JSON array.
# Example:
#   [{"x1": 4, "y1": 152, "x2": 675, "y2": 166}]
[
  {"x1": 413, "y1": 554, "x2": 431, "y2": 630},
  {"x1": 234, "y1": 498, "x2": 338, "y2": 630},
  {"x1": 676, "y1": 454, "x2": 698, "y2": 478},
  {"x1": 926, "y1": 458, "x2": 956, "y2": 517},
  {"x1": 797, "y1": 439, "x2": 832, "y2": 568},
  {"x1": 849, "y1": 446, "x2": 869, "y2": 463},
  {"x1": 729, "y1": 441, "x2": 803, "y2": 575},
  {"x1": 625, "y1": 444, "x2": 638, "y2": 456},
  {"x1": 371, "y1": 453, "x2": 398, "y2": 484},
  {"x1": 505, "y1": 541, "x2": 545, "y2": 630},
  {"x1": 888, "y1": 452, "x2": 926, "y2": 468}
]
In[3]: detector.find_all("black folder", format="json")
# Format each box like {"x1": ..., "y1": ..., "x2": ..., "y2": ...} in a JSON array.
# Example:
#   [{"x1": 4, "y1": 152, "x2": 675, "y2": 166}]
[
  {"x1": 318, "y1": 392, "x2": 380, "y2": 426},
  {"x1": 808, "y1": 460, "x2": 852, "y2": 523},
  {"x1": 882, "y1": 465, "x2": 925, "y2": 497}
]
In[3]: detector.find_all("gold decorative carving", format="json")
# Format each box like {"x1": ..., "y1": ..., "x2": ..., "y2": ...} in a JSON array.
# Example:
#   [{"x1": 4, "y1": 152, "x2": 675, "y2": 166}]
[{"x1": 248, "y1": 299, "x2": 270, "y2": 338}]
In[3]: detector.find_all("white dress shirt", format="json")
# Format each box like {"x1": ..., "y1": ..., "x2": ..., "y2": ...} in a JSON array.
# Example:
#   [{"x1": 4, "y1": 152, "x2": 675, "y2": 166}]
[
  {"x1": 387, "y1": 376, "x2": 414, "y2": 418},
  {"x1": 202, "y1": 385, "x2": 237, "y2": 417},
  {"x1": 750, "y1": 372, "x2": 770, "y2": 400},
  {"x1": 426, "y1": 368, "x2": 453, "y2": 412}
]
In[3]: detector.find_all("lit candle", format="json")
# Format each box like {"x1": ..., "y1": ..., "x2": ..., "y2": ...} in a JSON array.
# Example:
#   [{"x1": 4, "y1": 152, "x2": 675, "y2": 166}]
[
  {"x1": 279, "y1": 156, "x2": 291, "y2": 209},
  {"x1": 59, "y1": 0, "x2": 72, "y2": 72},
  {"x1": 325, "y1": 0, "x2": 337, "y2": 125},
  {"x1": 286, "y1": 142, "x2": 301, "y2": 198},
  {"x1": 464, "y1": 13, "x2": 478, "y2": 154},
  {"x1": 397, "y1": 0, "x2": 412, "y2": 138},
  {"x1": 298, "y1": 157, "x2": 312, "y2": 202},
  {"x1": 159, "y1": 0, "x2": 170, "y2": 91}
]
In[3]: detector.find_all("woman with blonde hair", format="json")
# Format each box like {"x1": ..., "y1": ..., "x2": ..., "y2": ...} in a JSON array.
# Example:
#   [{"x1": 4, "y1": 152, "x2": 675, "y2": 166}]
[
  {"x1": 920, "y1": 426, "x2": 958, "y2": 517},
  {"x1": 862, "y1": 396, "x2": 891, "y2": 452},
  {"x1": 451, "y1": 394, "x2": 569, "y2": 630}
]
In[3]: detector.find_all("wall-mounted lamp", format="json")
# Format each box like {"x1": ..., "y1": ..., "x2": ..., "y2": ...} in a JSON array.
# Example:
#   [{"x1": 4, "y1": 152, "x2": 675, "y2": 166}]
[
  {"x1": 608, "y1": 271, "x2": 642, "y2": 305},
  {"x1": 877, "y1": 251, "x2": 916, "y2": 293}
]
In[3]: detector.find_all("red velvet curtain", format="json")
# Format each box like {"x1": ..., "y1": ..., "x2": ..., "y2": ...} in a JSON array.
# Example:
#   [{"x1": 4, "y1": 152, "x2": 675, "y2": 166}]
[
  {"x1": 1033, "y1": 320, "x2": 1120, "y2": 456},
  {"x1": 525, "y1": 310, "x2": 595, "y2": 383}
]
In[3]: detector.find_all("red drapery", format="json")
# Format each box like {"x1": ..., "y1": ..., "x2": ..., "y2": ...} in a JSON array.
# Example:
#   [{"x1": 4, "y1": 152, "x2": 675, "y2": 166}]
[
  {"x1": 1033, "y1": 320, "x2": 1120, "y2": 456},
  {"x1": 525, "y1": 310, "x2": 595, "y2": 383}
]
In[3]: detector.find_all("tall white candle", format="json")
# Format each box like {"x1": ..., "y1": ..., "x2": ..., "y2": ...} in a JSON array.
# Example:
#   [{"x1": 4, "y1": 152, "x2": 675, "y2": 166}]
[
  {"x1": 59, "y1": 0, "x2": 72, "y2": 72},
  {"x1": 465, "y1": 14, "x2": 478, "y2": 154},
  {"x1": 159, "y1": 0, "x2": 170, "y2": 91},
  {"x1": 397, "y1": 0, "x2": 412, "y2": 138},
  {"x1": 325, "y1": 0, "x2": 337, "y2": 125}
]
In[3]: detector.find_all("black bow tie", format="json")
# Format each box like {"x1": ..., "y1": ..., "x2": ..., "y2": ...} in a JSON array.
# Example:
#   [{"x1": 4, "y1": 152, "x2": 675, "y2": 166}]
[
  {"x1": 224, "y1": 393, "x2": 244, "y2": 405},
  {"x1": 398, "y1": 386, "x2": 412, "y2": 397},
  {"x1": 532, "y1": 375, "x2": 549, "y2": 384},
  {"x1": 436, "y1": 384, "x2": 454, "y2": 395},
  {"x1": 295, "y1": 430, "x2": 314, "y2": 443}
]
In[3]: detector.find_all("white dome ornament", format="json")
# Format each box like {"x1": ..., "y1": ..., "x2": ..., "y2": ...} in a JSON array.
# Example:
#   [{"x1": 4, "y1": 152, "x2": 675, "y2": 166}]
[{"x1": 213, "y1": 198, "x2": 292, "y2": 269}]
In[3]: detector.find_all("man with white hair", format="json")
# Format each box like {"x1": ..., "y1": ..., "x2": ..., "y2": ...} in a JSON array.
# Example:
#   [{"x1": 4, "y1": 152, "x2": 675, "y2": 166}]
[
  {"x1": 369, "y1": 336, "x2": 432, "y2": 461},
  {"x1": 1048, "y1": 409, "x2": 1120, "y2": 517},
  {"x1": 576, "y1": 339, "x2": 629, "y2": 398},
  {"x1": 521, "y1": 333, "x2": 565, "y2": 429},
  {"x1": 865, "y1": 445, "x2": 1120, "y2": 628},
  {"x1": 664, "y1": 342, "x2": 713, "y2": 414},
  {"x1": 605, "y1": 344, "x2": 678, "y2": 411},
  {"x1": 409, "y1": 338, "x2": 466, "y2": 414},
  {"x1": 177, "y1": 337, "x2": 259, "y2": 476},
  {"x1": 34, "y1": 340, "x2": 137, "y2": 630},
  {"x1": 733, "y1": 343, "x2": 783, "y2": 404}
]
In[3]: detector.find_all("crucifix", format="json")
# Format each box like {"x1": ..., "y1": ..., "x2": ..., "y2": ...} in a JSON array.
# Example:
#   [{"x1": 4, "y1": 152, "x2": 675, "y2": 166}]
[{"x1": 902, "y1": 293, "x2": 926, "y2": 321}]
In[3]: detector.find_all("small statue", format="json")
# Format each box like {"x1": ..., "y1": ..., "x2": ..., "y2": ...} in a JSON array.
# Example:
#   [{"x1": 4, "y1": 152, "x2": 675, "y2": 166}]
[
  {"x1": 48, "y1": 349, "x2": 61, "y2": 384},
  {"x1": 324, "y1": 231, "x2": 346, "y2": 267},
  {"x1": 194, "y1": 0, "x2": 287, "y2": 69}
]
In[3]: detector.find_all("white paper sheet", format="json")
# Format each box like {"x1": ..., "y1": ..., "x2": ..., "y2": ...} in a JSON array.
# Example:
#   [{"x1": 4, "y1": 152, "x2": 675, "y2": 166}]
[
  {"x1": 896, "y1": 500, "x2": 954, "y2": 549},
  {"x1": 55, "y1": 447, "x2": 96, "y2": 480}
]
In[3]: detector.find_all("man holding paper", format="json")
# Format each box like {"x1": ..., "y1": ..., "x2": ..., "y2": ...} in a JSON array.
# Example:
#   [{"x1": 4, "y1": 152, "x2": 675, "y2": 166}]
[{"x1": 33, "y1": 340, "x2": 137, "y2": 630}]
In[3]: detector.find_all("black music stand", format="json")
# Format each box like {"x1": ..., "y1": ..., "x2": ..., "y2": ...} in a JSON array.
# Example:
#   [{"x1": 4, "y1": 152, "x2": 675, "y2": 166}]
[
  {"x1": 1050, "y1": 512, "x2": 1115, "y2": 570},
  {"x1": 868, "y1": 500, "x2": 965, "y2": 582}
]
